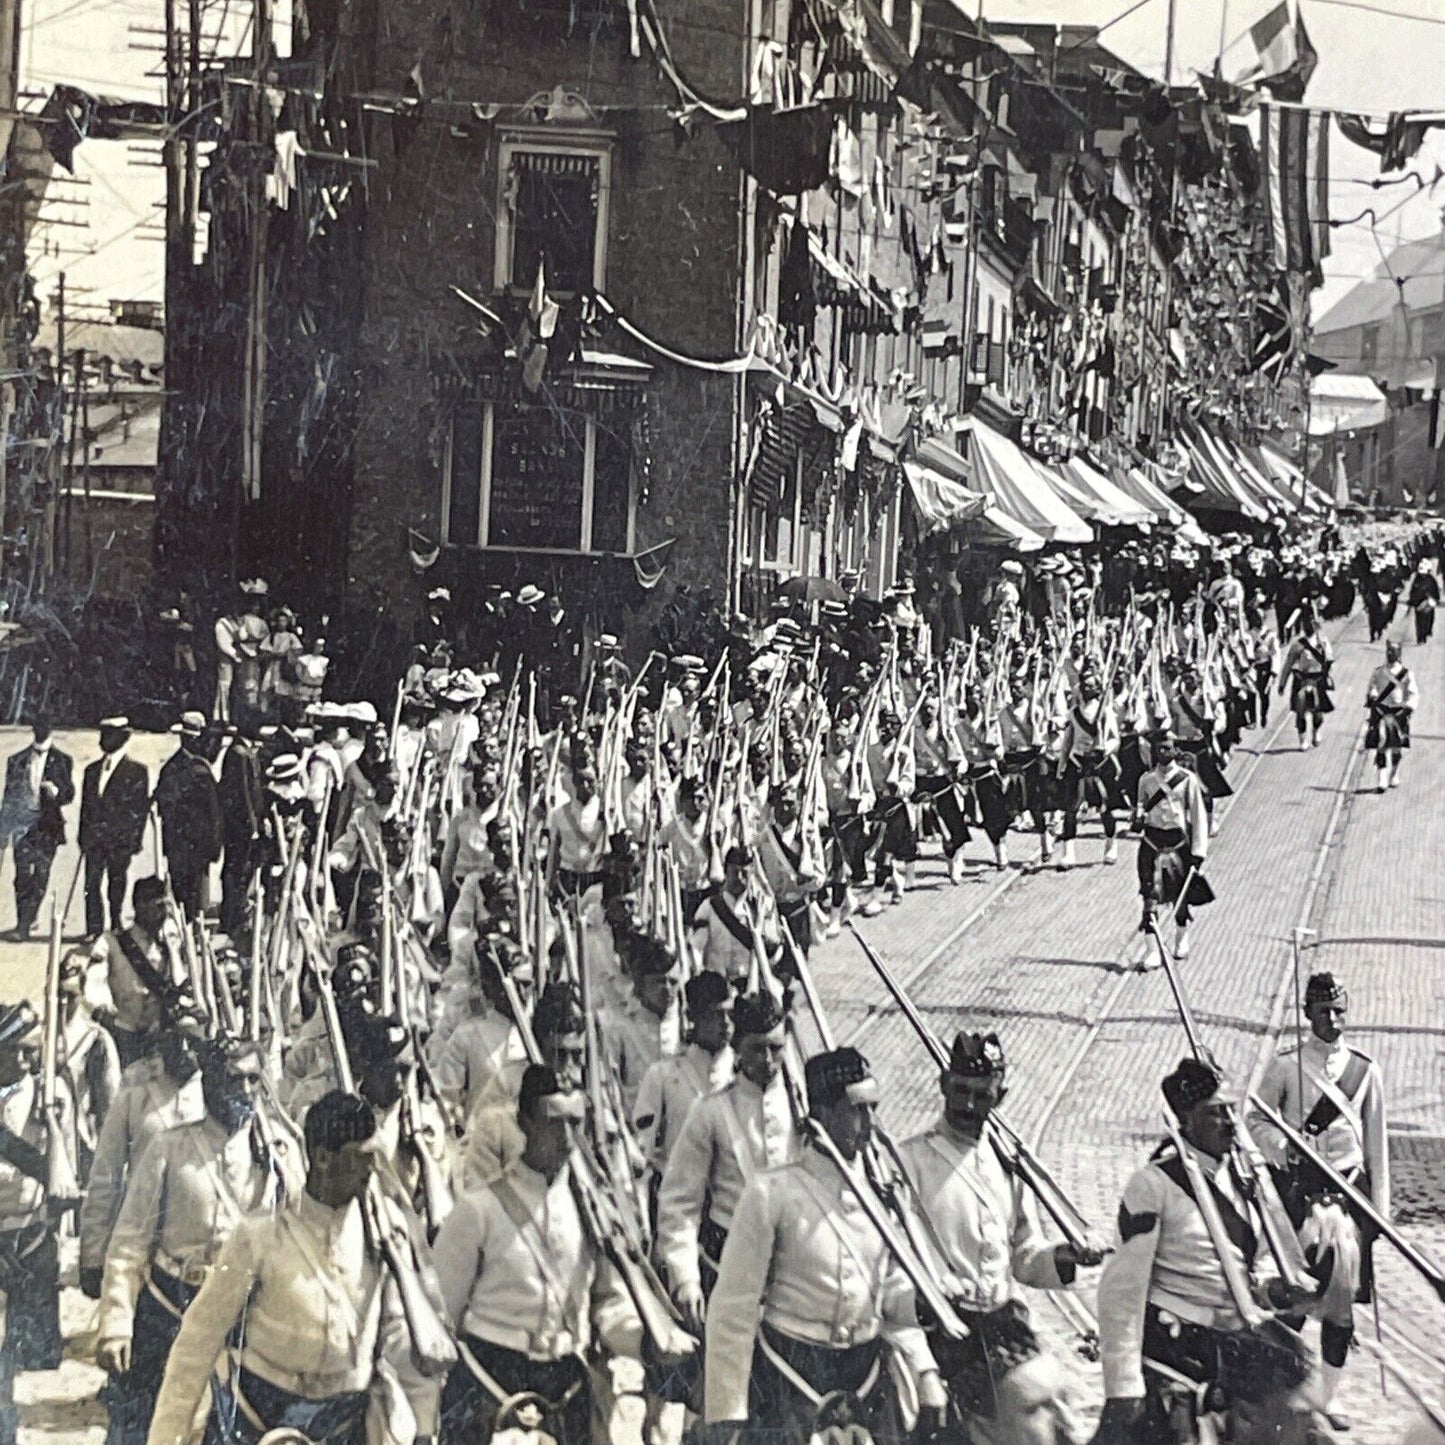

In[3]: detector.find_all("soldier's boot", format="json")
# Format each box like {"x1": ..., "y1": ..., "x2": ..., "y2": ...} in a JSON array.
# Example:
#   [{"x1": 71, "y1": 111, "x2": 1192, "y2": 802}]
[
  {"x1": 994, "y1": 840, "x2": 1010, "y2": 869},
  {"x1": 827, "y1": 904, "x2": 843, "y2": 939},
  {"x1": 1174, "y1": 923, "x2": 1191, "y2": 959},
  {"x1": 1389, "y1": 760, "x2": 1402, "y2": 788},
  {"x1": 1377, "y1": 766, "x2": 1389, "y2": 793},
  {"x1": 948, "y1": 851, "x2": 966, "y2": 885},
  {"x1": 1056, "y1": 840, "x2": 1076, "y2": 870},
  {"x1": 1103, "y1": 837, "x2": 1119, "y2": 865}
]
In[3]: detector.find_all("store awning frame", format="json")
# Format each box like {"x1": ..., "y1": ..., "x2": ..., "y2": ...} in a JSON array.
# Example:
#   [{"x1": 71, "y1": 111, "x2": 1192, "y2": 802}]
[{"x1": 960, "y1": 418, "x2": 1094, "y2": 545}]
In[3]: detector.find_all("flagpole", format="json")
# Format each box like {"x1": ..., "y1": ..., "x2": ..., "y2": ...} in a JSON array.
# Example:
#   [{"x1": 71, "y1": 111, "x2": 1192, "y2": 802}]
[
  {"x1": 1164, "y1": 0, "x2": 1178, "y2": 85},
  {"x1": 1217, "y1": 0, "x2": 1229, "y2": 76}
]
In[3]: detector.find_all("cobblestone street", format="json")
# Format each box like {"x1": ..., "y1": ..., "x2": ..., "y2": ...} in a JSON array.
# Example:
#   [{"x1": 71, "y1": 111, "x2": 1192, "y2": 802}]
[
  {"x1": 807, "y1": 606, "x2": 1445, "y2": 1444},
  {"x1": 1, "y1": 610, "x2": 1442, "y2": 1445}
]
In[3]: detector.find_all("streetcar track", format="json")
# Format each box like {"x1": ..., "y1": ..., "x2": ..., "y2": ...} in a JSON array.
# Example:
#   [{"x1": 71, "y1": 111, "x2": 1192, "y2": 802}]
[
  {"x1": 847, "y1": 614, "x2": 1358, "y2": 1062},
  {"x1": 1027, "y1": 613, "x2": 1371, "y2": 1151}
]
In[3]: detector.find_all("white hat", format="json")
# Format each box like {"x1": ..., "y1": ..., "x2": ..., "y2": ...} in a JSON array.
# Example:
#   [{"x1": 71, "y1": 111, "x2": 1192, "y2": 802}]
[
  {"x1": 100, "y1": 716, "x2": 131, "y2": 730},
  {"x1": 516, "y1": 584, "x2": 546, "y2": 607}
]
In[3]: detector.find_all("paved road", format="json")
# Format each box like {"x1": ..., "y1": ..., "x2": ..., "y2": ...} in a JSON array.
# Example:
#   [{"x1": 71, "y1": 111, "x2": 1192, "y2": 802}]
[
  {"x1": 5, "y1": 609, "x2": 1444, "y2": 1444},
  {"x1": 811, "y1": 605, "x2": 1445, "y2": 1442}
]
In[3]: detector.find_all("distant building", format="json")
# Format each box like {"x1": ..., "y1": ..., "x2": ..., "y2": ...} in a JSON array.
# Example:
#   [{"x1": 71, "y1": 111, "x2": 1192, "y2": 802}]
[{"x1": 1311, "y1": 230, "x2": 1445, "y2": 507}]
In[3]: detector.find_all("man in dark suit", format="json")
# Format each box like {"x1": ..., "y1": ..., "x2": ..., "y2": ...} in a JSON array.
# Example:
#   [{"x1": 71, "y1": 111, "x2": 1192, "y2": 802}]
[
  {"x1": 217, "y1": 724, "x2": 263, "y2": 937},
  {"x1": 152, "y1": 711, "x2": 223, "y2": 920},
  {"x1": 79, "y1": 718, "x2": 151, "y2": 938},
  {"x1": 0, "y1": 718, "x2": 75, "y2": 939}
]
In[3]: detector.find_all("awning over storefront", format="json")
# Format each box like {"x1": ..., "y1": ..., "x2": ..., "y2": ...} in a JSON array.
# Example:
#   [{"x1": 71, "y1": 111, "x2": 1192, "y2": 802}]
[
  {"x1": 1253, "y1": 442, "x2": 1338, "y2": 514},
  {"x1": 971, "y1": 504, "x2": 1046, "y2": 551},
  {"x1": 1308, "y1": 374, "x2": 1389, "y2": 437},
  {"x1": 1053, "y1": 456, "x2": 1156, "y2": 528},
  {"x1": 1183, "y1": 429, "x2": 1269, "y2": 519},
  {"x1": 1109, "y1": 463, "x2": 1209, "y2": 543},
  {"x1": 903, "y1": 459, "x2": 987, "y2": 536},
  {"x1": 961, "y1": 419, "x2": 1094, "y2": 545}
]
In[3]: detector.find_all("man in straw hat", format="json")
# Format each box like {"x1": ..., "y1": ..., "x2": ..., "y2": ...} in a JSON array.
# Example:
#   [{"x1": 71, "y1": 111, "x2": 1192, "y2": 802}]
[
  {"x1": 153, "y1": 711, "x2": 223, "y2": 921},
  {"x1": 703, "y1": 1045, "x2": 946, "y2": 1443},
  {"x1": 900, "y1": 1032, "x2": 1104, "y2": 1445},
  {"x1": 1248, "y1": 971, "x2": 1389, "y2": 1431}
]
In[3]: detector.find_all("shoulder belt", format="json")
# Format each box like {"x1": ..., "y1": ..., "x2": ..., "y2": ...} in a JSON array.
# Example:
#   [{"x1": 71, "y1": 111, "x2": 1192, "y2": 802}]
[
  {"x1": 117, "y1": 929, "x2": 180, "y2": 1009},
  {"x1": 1155, "y1": 1152, "x2": 1258, "y2": 1266},
  {"x1": 770, "y1": 822, "x2": 802, "y2": 873},
  {"x1": 708, "y1": 894, "x2": 755, "y2": 952},
  {"x1": 1301, "y1": 1051, "x2": 1371, "y2": 1140},
  {"x1": 494, "y1": 1176, "x2": 591, "y2": 1323}
]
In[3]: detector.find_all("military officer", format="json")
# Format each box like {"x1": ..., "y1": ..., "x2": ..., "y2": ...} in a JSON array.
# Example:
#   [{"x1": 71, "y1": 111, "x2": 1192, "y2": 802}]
[
  {"x1": 96, "y1": 1038, "x2": 297, "y2": 1445},
  {"x1": 900, "y1": 1032, "x2": 1104, "y2": 1445},
  {"x1": 1248, "y1": 972, "x2": 1389, "y2": 1430},
  {"x1": 702, "y1": 1046, "x2": 946, "y2": 1443},
  {"x1": 1364, "y1": 640, "x2": 1419, "y2": 792},
  {"x1": 1132, "y1": 731, "x2": 1212, "y2": 962},
  {"x1": 430, "y1": 1065, "x2": 648, "y2": 1445},
  {"x1": 656, "y1": 992, "x2": 798, "y2": 1329}
]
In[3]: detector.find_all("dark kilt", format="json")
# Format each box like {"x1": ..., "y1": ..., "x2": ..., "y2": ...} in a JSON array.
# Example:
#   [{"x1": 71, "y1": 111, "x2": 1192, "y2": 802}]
[
  {"x1": 0, "y1": 1223, "x2": 61, "y2": 1372},
  {"x1": 1289, "y1": 674, "x2": 1334, "y2": 717},
  {"x1": 1365, "y1": 710, "x2": 1410, "y2": 753},
  {"x1": 1178, "y1": 741, "x2": 1233, "y2": 801},
  {"x1": 929, "y1": 1298, "x2": 1041, "y2": 1420},
  {"x1": 746, "y1": 1326, "x2": 900, "y2": 1445},
  {"x1": 204, "y1": 1367, "x2": 368, "y2": 1445},
  {"x1": 441, "y1": 1336, "x2": 591, "y2": 1445},
  {"x1": 100, "y1": 1268, "x2": 198, "y2": 1445},
  {"x1": 1137, "y1": 827, "x2": 1214, "y2": 922}
]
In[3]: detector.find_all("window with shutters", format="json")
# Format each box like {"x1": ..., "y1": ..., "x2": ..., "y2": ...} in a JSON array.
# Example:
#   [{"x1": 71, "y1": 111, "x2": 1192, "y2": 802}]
[{"x1": 495, "y1": 139, "x2": 610, "y2": 296}]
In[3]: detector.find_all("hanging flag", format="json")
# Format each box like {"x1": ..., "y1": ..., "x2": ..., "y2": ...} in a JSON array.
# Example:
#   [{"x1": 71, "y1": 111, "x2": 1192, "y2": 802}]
[
  {"x1": 1258, "y1": 105, "x2": 1331, "y2": 284},
  {"x1": 517, "y1": 260, "x2": 559, "y2": 393},
  {"x1": 1246, "y1": 3, "x2": 1318, "y2": 101}
]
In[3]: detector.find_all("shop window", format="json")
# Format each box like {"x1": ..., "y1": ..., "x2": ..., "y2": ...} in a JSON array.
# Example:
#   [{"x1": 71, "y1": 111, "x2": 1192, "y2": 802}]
[{"x1": 444, "y1": 399, "x2": 633, "y2": 553}]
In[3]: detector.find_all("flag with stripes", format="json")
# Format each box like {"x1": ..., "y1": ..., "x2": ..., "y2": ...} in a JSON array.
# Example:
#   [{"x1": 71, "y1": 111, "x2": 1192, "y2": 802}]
[{"x1": 1258, "y1": 105, "x2": 1331, "y2": 284}]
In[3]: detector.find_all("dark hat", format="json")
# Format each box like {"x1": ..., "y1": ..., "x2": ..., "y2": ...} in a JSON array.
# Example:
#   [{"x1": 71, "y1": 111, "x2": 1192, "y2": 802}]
[
  {"x1": 806, "y1": 1046, "x2": 879, "y2": 1113},
  {"x1": 1161, "y1": 1056, "x2": 1229, "y2": 1117},
  {"x1": 532, "y1": 981, "x2": 586, "y2": 1044},
  {"x1": 947, "y1": 1030, "x2": 1006, "y2": 1078},
  {"x1": 724, "y1": 844, "x2": 752, "y2": 871},
  {"x1": 1305, "y1": 972, "x2": 1347, "y2": 1009},
  {"x1": 732, "y1": 992, "x2": 784, "y2": 1041},
  {"x1": 518, "y1": 1063, "x2": 586, "y2": 1120},
  {"x1": 684, "y1": 971, "x2": 732, "y2": 1016},
  {"x1": 364, "y1": 1015, "x2": 414, "y2": 1065},
  {"x1": 132, "y1": 876, "x2": 168, "y2": 908},
  {"x1": 0, "y1": 1001, "x2": 39, "y2": 1049},
  {"x1": 632, "y1": 935, "x2": 677, "y2": 979}
]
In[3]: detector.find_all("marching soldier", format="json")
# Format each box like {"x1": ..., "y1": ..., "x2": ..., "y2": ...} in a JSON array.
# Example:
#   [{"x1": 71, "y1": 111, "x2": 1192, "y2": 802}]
[
  {"x1": 659, "y1": 776, "x2": 714, "y2": 924},
  {"x1": 87, "y1": 877, "x2": 187, "y2": 1068},
  {"x1": 1056, "y1": 662, "x2": 1122, "y2": 868},
  {"x1": 900, "y1": 1032, "x2": 1104, "y2": 1445},
  {"x1": 96, "y1": 1037, "x2": 297, "y2": 1445},
  {"x1": 1132, "y1": 731, "x2": 1212, "y2": 962},
  {"x1": 757, "y1": 788, "x2": 823, "y2": 958},
  {"x1": 0, "y1": 1003, "x2": 73, "y2": 1445},
  {"x1": 633, "y1": 970, "x2": 734, "y2": 1178},
  {"x1": 656, "y1": 992, "x2": 798, "y2": 1330},
  {"x1": 599, "y1": 930, "x2": 681, "y2": 1118},
  {"x1": 79, "y1": 1018, "x2": 206, "y2": 1300},
  {"x1": 913, "y1": 692, "x2": 969, "y2": 884},
  {"x1": 691, "y1": 847, "x2": 774, "y2": 985},
  {"x1": 1094, "y1": 1058, "x2": 1314, "y2": 1445},
  {"x1": 1277, "y1": 607, "x2": 1334, "y2": 750},
  {"x1": 146, "y1": 1090, "x2": 436, "y2": 1445},
  {"x1": 702, "y1": 1046, "x2": 947, "y2": 1443},
  {"x1": 1364, "y1": 641, "x2": 1419, "y2": 792},
  {"x1": 430, "y1": 1064, "x2": 647, "y2": 1445},
  {"x1": 1248, "y1": 972, "x2": 1389, "y2": 1431},
  {"x1": 546, "y1": 764, "x2": 608, "y2": 904}
]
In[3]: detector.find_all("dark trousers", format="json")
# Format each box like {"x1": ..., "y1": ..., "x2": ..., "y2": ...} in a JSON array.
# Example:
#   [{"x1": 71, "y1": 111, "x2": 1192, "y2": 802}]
[
  {"x1": 220, "y1": 842, "x2": 254, "y2": 938},
  {"x1": 0, "y1": 1224, "x2": 61, "y2": 1445},
  {"x1": 1415, "y1": 606, "x2": 1435, "y2": 644},
  {"x1": 166, "y1": 860, "x2": 206, "y2": 921},
  {"x1": 1059, "y1": 758, "x2": 1121, "y2": 842},
  {"x1": 12, "y1": 830, "x2": 56, "y2": 937},
  {"x1": 441, "y1": 1335, "x2": 591, "y2": 1445},
  {"x1": 85, "y1": 847, "x2": 133, "y2": 938},
  {"x1": 746, "y1": 1327, "x2": 896, "y2": 1445},
  {"x1": 827, "y1": 813, "x2": 868, "y2": 906}
]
